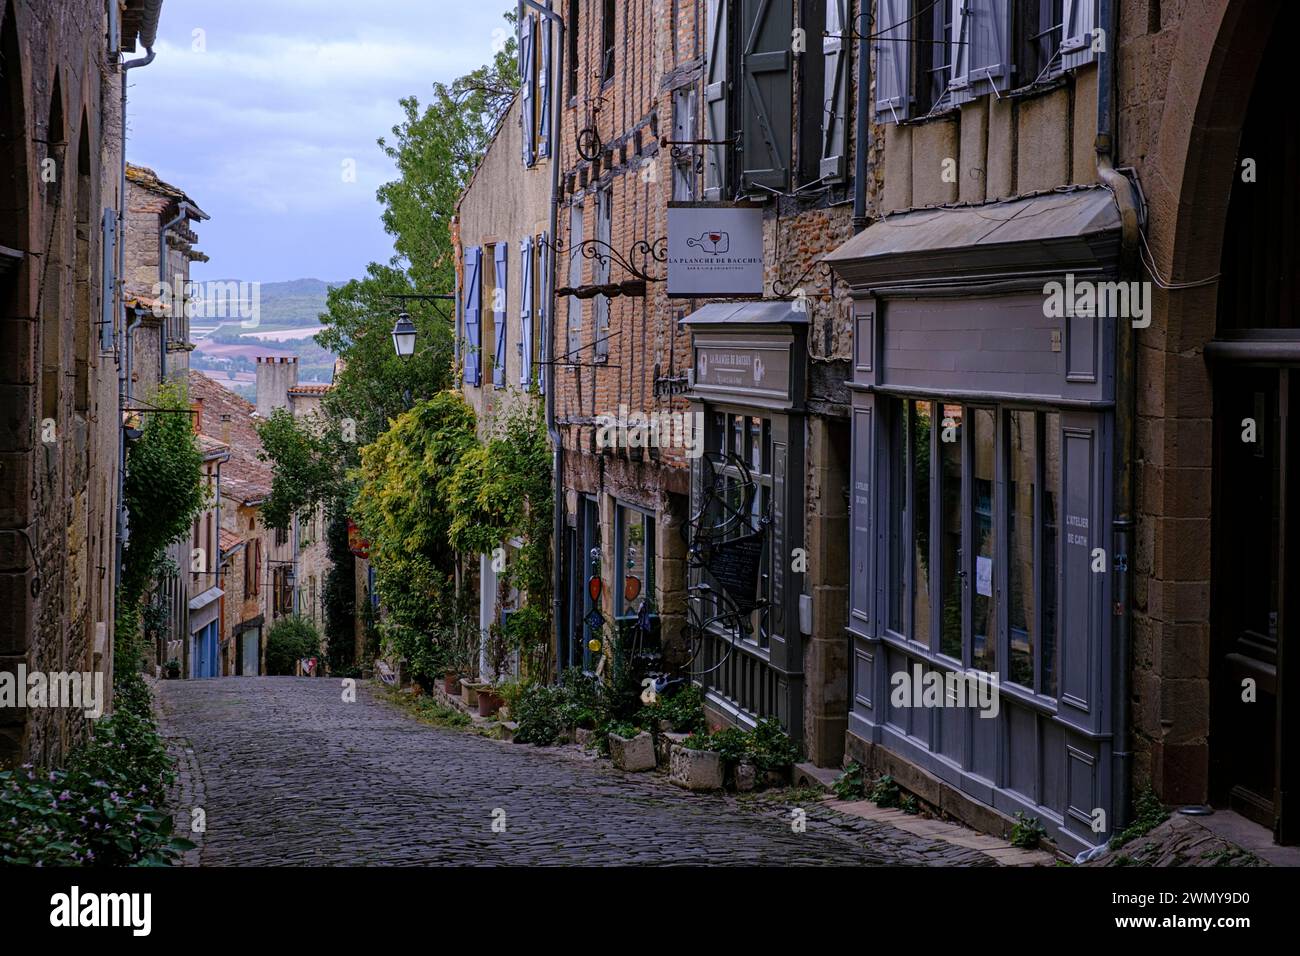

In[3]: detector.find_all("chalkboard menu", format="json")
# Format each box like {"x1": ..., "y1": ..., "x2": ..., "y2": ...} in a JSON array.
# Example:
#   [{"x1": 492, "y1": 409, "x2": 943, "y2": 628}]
[{"x1": 706, "y1": 529, "x2": 766, "y2": 615}]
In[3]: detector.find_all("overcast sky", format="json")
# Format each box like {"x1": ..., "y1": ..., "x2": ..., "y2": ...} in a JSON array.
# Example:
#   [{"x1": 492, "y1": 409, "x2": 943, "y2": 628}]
[{"x1": 128, "y1": 0, "x2": 514, "y2": 285}]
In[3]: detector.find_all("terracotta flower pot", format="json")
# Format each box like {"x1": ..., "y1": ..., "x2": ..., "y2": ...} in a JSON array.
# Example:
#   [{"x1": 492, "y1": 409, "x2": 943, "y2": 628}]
[
  {"x1": 443, "y1": 670, "x2": 460, "y2": 695},
  {"x1": 477, "y1": 689, "x2": 504, "y2": 718}
]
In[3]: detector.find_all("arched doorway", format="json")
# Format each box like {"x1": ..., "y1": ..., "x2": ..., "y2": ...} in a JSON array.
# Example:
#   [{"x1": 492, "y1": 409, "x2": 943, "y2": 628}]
[{"x1": 1205, "y1": 1, "x2": 1300, "y2": 843}]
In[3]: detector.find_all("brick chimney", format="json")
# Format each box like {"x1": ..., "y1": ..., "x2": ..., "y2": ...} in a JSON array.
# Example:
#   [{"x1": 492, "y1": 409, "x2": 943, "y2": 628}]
[{"x1": 255, "y1": 356, "x2": 298, "y2": 420}]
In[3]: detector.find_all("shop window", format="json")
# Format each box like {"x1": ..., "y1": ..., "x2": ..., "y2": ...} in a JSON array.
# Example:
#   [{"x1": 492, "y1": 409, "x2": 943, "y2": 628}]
[
  {"x1": 701, "y1": 412, "x2": 773, "y2": 647},
  {"x1": 614, "y1": 505, "x2": 655, "y2": 619},
  {"x1": 885, "y1": 399, "x2": 1062, "y2": 691}
]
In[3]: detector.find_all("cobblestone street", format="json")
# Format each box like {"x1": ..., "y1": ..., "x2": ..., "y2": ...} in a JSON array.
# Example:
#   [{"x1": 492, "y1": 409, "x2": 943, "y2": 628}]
[{"x1": 155, "y1": 677, "x2": 1003, "y2": 866}]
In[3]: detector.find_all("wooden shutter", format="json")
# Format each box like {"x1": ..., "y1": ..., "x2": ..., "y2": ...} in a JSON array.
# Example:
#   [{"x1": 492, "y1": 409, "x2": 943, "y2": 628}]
[
  {"x1": 566, "y1": 204, "x2": 583, "y2": 358},
  {"x1": 493, "y1": 242, "x2": 509, "y2": 388},
  {"x1": 593, "y1": 189, "x2": 611, "y2": 362},
  {"x1": 537, "y1": 232, "x2": 548, "y2": 394},
  {"x1": 464, "y1": 246, "x2": 483, "y2": 386},
  {"x1": 739, "y1": 0, "x2": 792, "y2": 191},
  {"x1": 1062, "y1": 0, "x2": 1098, "y2": 71},
  {"x1": 820, "y1": 0, "x2": 849, "y2": 180},
  {"x1": 947, "y1": 0, "x2": 972, "y2": 102},
  {"x1": 520, "y1": 236, "x2": 534, "y2": 387},
  {"x1": 521, "y1": 14, "x2": 536, "y2": 167},
  {"x1": 963, "y1": 0, "x2": 1012, "y2": 96},
  {"x1": 538, "y1": 13, "x2": 551, "y2": 158},
  {"x1": 703, "y1": 0, "x2": 729, "y2": 200},
  {"x1": 874, "y1": 0, "x2": 911, "y2": 121},
  {"x1": 100, "y1": 209, "x2": 116, "y2": 351}
]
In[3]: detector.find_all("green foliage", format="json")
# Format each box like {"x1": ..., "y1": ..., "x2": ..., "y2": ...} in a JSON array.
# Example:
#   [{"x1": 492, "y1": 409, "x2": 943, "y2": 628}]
[
  {"x1": 707, "y1": 728, "x2": 750, "y2": 764},
  {"x1": 1111, "y1": 786, "x2": 1170, "y2": 850},
  {"x1": 120, "y1": 382, "x2": 207, "y2": 607},
  {"x1": 609, "y1": 722, "x2": 645, "y2": 742},
  {"x1": 322, "y1": 504, "x2": 358, "y2": 674},
  {"x1": 869, "y1": 774, "x2": 902, "y2": 809},
  {"x1": 265, "y1": 616, "x2": 321, "y2": 676},
  {"x1": 1011, "y1": 811, "x2": 1047, "y2": 849},
  {"x1": 833, "y1": 760, "x2": 866, "y2": 800},
  {"x1": 680, "y1": 732, "x2": 714, "y2": 751},
  {"x1": 255, "y1": 408, "x2": 343, "y2": 532},
  {"x1": 353, "y1": 392, "x2": 477, "y2": 673},
  {"x1": 747, "y1": 717, "x2": 801, "y2": 773},
  {"x1": 0, "y1": 671, "x2": 189, "y2": 866},
  {"x1": 899, "y1": 794, "x2": 920, "y2": 815},
  {"x1": 643, "y1": 682, "x2": 706, "y2": 734},
  {"x1": 513, "y1": 684, "x2": 567, "y2": 746}
]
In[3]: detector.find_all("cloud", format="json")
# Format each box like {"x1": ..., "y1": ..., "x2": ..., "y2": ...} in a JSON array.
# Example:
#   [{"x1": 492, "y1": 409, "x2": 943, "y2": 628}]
[{"x1": 126, "y1": 0, "x2": 515, "y2": 282}]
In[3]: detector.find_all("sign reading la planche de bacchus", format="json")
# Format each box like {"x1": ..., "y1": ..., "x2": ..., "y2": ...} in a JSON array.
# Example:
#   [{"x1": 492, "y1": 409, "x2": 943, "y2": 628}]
[{"x1": 667, "y1": 203, "x2": 764, "y2": 298}]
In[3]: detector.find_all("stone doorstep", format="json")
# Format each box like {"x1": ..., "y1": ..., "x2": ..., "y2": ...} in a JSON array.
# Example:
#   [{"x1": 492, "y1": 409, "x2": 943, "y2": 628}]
[{"x1": 824, "y1": 798, "x2": 1055, "y2": 867}]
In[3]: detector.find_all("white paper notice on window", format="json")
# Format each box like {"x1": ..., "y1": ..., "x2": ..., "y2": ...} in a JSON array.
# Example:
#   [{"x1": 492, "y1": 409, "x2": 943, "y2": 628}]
[{"x1": 975, "y1": 556, "x2": 993, "y2": 597}]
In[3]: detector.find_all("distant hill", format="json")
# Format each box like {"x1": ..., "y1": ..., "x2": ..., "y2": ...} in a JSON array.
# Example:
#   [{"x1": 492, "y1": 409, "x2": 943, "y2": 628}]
[{"x1": 195, "y1": 278, "x2": 341, "y2": 330}]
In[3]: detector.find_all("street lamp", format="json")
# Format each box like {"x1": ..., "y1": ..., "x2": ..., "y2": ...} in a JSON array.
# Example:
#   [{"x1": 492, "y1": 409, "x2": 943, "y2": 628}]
[{"x1": 391, "y1": 311, "x2": 417, "y2": 358}]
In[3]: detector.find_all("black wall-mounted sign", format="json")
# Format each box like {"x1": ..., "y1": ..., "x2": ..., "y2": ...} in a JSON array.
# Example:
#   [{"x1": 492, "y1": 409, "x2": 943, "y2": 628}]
[{"x1": 705, "y1": 529, "x2": 766, "y2": 615}]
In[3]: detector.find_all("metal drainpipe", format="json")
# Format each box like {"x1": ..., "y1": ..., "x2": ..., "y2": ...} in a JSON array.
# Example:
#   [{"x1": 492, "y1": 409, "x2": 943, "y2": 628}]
[
  {"x1": 851, "y1": 1, "x2": 873, "y2": 234},
  {"x1": 113, "y1": 41, "x2": 157, "y2": 603},
  {"x1": 1096, "y1": 0, "x2": 1141, "y2": 834},
  {"x1": 521, "y1": 0, "x2": 567, "y2": 678}
]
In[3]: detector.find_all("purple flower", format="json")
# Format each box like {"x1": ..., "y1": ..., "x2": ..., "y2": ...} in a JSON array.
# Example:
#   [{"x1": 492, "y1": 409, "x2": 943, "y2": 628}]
[{"x1": 58, "y1": 790, "x2": 71, "y2": 801}]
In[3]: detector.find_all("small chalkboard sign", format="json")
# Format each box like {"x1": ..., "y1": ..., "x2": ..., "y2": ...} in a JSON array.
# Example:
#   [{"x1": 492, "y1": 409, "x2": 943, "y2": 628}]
[{"x1": 706, "y1": 529, "x2": 765, "y2": 615}]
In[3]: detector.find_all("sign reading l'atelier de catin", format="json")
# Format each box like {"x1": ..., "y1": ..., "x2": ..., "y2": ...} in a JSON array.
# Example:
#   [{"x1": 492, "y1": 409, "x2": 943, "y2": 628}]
[{"x1": 667, "y1": 203, "x2": 764, "y2": 298}]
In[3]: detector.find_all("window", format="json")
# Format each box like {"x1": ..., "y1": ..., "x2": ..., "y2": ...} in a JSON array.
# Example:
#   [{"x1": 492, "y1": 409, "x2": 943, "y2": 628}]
[
  {"x1": 593, "y1": 185, "x2": 611, "y2": 361},
  {"x1": 492, "y1": 242, "x2": 509, "y2": 388},
  {"x1": 614, "y1": 506, "x2": 655, "y2": 619},
  {"x1": 1016, "y1": 0, "x2": 1065, "y2": 85},
  {"x1": 565, "y1": 202, "x2": 584, "y2": 360},
  {"x1": 601, "y1": 0, "x2": 615, "y2": 83},
  {"x1": 671, "y1": 86, "x2": 697, "y2": 201},
  {"x1": 567, "y1": 0, "x2": 579, "y2": 98},
  {"x1": 701, "y1": 412, "x2": 773, "y2": 647},
  {"x1": 885, "y1": 399, "x2": 1062, "y2": 692},
  {"x1": 916, "y1": 0, "x2": 955, "y2": 115},
  {"x1": 275, "y1": 525, "x2": 288, "y2": 547}
]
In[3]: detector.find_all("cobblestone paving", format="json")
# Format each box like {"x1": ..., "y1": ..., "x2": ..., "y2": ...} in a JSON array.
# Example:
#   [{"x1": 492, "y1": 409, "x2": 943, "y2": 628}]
[{"x1": 156, "y1": 677, "x2": 994, "y2": 866}]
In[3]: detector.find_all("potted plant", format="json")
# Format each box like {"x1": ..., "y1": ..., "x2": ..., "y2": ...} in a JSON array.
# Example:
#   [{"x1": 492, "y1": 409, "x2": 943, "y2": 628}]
[
  {"x1": 670, "y1": 733, "x2": 725, "y2": 790},
  {"x1": 748, "y1": 718, "x2": 801, "y2": 787},
  {"x1": 477, "y1": 685, "x2": 506, "y2": 718},
  {"x1": 163, "y1": 658, "x2": 181, "y2": 680}
]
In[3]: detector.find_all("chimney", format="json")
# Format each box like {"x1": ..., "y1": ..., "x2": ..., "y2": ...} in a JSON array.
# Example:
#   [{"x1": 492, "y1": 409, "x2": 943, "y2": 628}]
[{"x1": 255, "y1": 356, "x2": 299, "y2": 420}]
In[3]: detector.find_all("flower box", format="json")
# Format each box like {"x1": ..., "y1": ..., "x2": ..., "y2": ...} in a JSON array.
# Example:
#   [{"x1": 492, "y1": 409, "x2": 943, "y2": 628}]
[
  {"x1": 460, "y1": 678, "x2": 486, "y2": 709},
  {"x1": 655, "y1": 731, "x2": 689, "y2": 769},
  {"x1": 609, "y1": 731, "x2": 656, "y2": 772},
  {"x1": 669, "y1": 744, "x2": 724, "y2": 791}
]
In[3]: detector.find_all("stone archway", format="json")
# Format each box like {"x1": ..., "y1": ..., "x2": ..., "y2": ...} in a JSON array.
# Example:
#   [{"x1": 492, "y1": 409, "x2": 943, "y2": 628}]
[{"x1": 1131, "y1": 0, "x2": 1285, "y2": 813}]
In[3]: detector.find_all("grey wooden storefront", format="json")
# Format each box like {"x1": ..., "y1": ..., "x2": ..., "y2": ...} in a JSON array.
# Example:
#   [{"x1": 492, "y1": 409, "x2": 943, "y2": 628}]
[
  {"x1": 683, "y1": 303, "x2": 808, "y2": 742},
  {"x1": 826, "y1": 188, "x2": 1124, "y2": 854}
]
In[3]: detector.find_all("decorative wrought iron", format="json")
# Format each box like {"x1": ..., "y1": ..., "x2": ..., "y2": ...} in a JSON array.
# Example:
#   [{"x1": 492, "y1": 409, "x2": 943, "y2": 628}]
[
  {"x1": 770, "y1": 259, "x2": 837, "y2": 301},
  {"x1": 677, "y1": 452, "x2": 772, "y2": 677},
  {"x1": 553, "y1": 234, "x2": 667, "y2": 286}
]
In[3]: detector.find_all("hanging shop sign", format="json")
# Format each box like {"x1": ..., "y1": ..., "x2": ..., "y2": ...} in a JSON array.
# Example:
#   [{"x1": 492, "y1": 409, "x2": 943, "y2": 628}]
[
  {"x1": 667, "y1": 203, "x2": 764, "y2": 298},
  {"x1": 705, "y1": 529, "x2": 766, "y2": 615}
]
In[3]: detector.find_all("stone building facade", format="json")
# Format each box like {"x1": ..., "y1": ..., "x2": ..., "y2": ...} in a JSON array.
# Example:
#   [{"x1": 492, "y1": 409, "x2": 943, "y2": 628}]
[
  {"x1": 455, "y1": 78, "x2": 553, "y2": 678},
  {"x1": 0, "y1": 0, "x2": 164, "y2": 767}
]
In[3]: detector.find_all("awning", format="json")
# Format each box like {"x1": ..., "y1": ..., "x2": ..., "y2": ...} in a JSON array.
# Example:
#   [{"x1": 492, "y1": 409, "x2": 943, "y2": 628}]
[
  {"x1": 680, "y1": 300, "x2": 810, "y2": 327},
  {"x1": 188, "y1": 586, "x2": 224, "y2": 634},
  {"x1": 824, "y1": 186, "x2": 1123, "y2": 291}
]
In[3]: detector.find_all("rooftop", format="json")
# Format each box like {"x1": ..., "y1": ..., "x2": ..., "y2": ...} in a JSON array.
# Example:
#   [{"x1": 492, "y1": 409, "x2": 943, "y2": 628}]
[{"x1": 188, "y1": 370, "x2": 273, "y2": 506}]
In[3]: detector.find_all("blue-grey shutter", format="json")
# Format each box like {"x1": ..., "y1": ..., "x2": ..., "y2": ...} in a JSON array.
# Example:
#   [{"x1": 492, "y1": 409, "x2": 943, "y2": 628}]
[
  {"x1": 463, "y1": 247, "x2": 482, "y2": 386},
  {"x1": 946, "y1": 0, "x2": 973, "y2": 104},
  {"x1": 521, "y1": 14, "x2": 536, "y2": 167},
  {"x1": 537, "y1": 231, "x2": 548, "y2": 394},
  {"x1": 1062, "y1": 0, "x2": 1098, "y2": 71},
  {"x1": 703, "y1": 0, "x2": 729, "y2": 200},
  {"x1": 566, "y1": 204, "x2": 583, "y2": 359},
  {"x1": 100, "y1": 209, "x2": 116, "y2": 351},
  {"x1": 874, "y1": 0, "x2": 911, "y2": 121},
  {"x1": 520, "y1": 236, "x2": 533, "y2": 387},
  {"x1": 538, "y1": 13, "x2": 551, "y2": 159},
  {"x1": 739, "y1": 0, "x2": 792, "y2": 192},
  {"x1": 493, "y1": 242, "x2": 508, "y2": 388},
  {"x1": 820, "y1": 0, "x2": 849, "y2": 180},
  {"x1": 964, "y1": 0, "x2": 1012, "y2": 96}
]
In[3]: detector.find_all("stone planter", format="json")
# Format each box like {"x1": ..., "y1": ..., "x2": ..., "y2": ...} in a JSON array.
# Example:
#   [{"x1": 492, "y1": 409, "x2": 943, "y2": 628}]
[
  {"x1": 460, "y1": 678, "x2": 485, "y2": 709},
  {"x1": 609, "y1": 731, "x2": 656, "y2": 772},
  {"x1": 734, "y1": 760, "x2": 757, "y2": 792},
  {"x1": 477, "y1": 688, "x2": 504, "y2": 718},
  {"x1": 655, "y1": 731, "x2": 689, "y2": 769},
  {"x1": 575, "y1": 727, "x2": 596, "y2": 748},
  {"x1": 670, "y1": 744, "x2": 725, "y2": 791}
]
